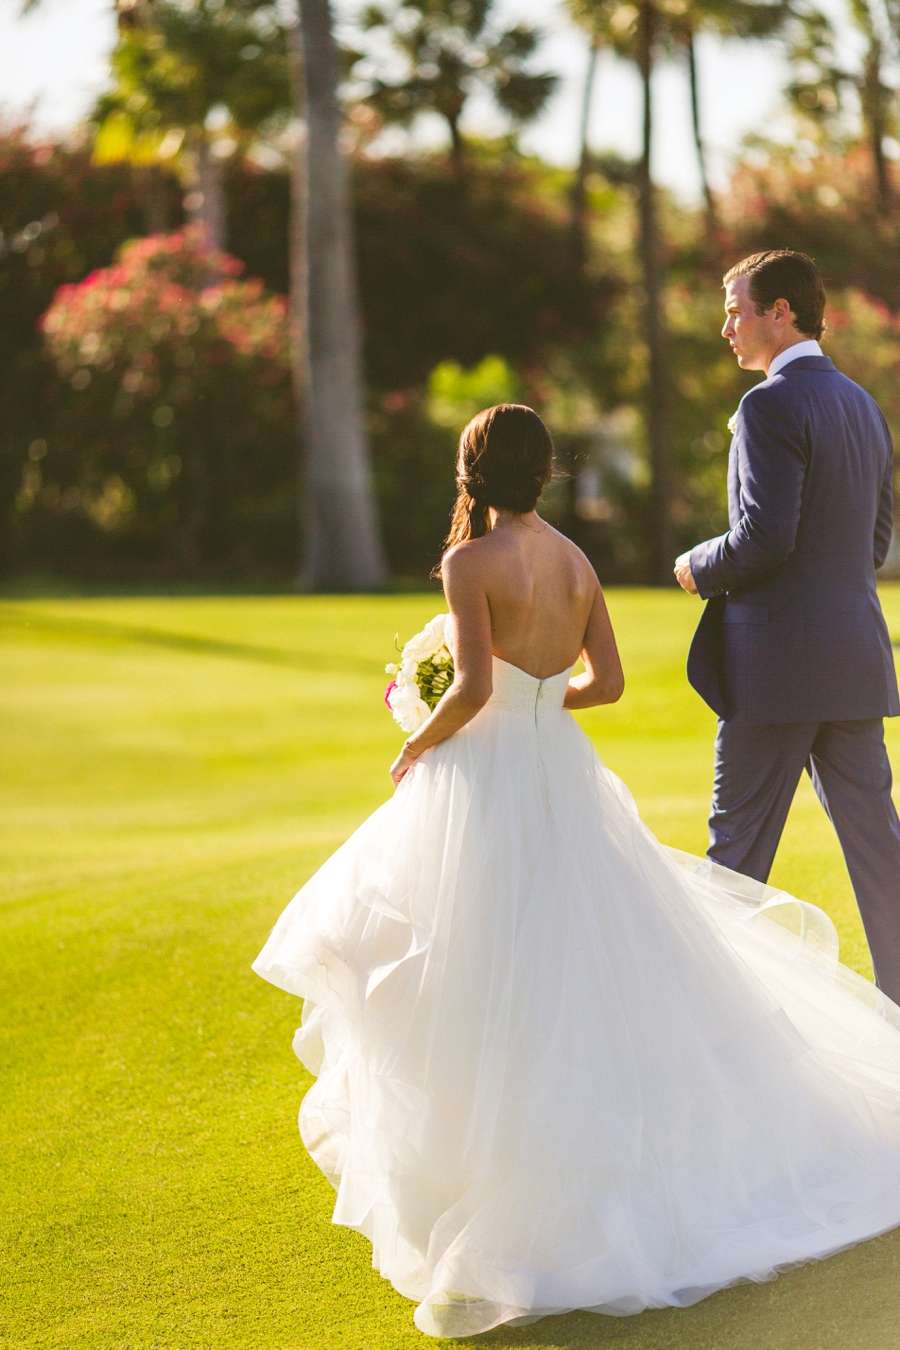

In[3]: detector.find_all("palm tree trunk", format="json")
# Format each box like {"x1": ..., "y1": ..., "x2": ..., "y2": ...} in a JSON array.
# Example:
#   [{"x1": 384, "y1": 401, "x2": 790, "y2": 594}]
[
  {"x1": 569, "y1": 39, "x2": 600, "y2": 277},
  {"x1": 288, "y1": 22, "x2": 312, "y2": 587},
  {"x1": 686, "y1": 31, "x2": 718, "y2": 236},
  {"x1": 298, "y1": 0, "x2": 387, "y2": 589},
  {"x1": 132, "y1": 163, "x2": 168, "y2": 234},
  {"x1": 862, "y1": 38, "x2": 891, "y2": 211},
  {"x1": 636, "y1": 0, "x2": 674, "y2": 585},
  {"x1": 448, "y1": 113, "x2": 465, "y2": 173},
  {"x1": 184, "y1": 137, "x2": 227, "y2": 250}
]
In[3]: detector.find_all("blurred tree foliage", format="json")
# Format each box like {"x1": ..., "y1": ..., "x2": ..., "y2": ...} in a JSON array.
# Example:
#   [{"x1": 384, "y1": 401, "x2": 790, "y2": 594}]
[
  {"x1": 4, "y1": 120, "x2": 900, "y2": 586},
  {"x1": 566, "y1": 0, "x2": 793, "y2": 582},
  {"x1": 298, "y1": 150, "x2": 622, "y2": 576},
  {"x1": 726, "y1": 142, "x2": 900, "y2": 306},
  {"x1": 0, "y1": 135, "x2": 621, "y2": 581},
  {"x1": 0, "y1": 129, "x2": 175, "y2": 578},
  {"x1": 349, "y1": 0, "x2": 557, "y2": 165},
  {"x1": 31, "y1": 227, "x2": 293, "y2": 579},
  {"x1": 784, "y1": 0, "x2": 895, "y2": 212},
  {"x1": 94, "y1": 0, "x2": 290, "y2": 245},
  {"x1": 823, "y1": 288, "x2": 900, "y2": 439}
]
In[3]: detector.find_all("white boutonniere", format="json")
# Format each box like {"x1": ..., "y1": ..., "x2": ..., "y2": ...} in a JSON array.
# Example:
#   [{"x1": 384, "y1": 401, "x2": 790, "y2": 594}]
[{"x1": 727, "y1": 411, "x2": 738, "y2": 435}]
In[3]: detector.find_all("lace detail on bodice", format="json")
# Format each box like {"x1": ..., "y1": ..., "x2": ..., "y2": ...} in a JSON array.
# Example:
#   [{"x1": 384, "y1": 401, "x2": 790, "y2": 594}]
[{"x1": 487, "y1": 656, "x2": 573, "y2": 715}]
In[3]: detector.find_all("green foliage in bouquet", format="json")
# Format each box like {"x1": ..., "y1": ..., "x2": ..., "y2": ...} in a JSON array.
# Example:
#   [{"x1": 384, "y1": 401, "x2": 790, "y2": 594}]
[{"x1": 416, "y1": 652, "x2": 454, "y2": 710}]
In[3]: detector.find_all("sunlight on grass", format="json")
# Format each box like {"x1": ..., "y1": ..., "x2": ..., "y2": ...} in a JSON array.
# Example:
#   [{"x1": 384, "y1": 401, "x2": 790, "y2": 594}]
[{"x1": 3, "y1": 588, "x2": 900, "y2": 1349}]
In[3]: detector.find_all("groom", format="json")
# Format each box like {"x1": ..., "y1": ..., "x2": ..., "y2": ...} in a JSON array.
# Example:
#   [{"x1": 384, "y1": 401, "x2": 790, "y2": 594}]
[{"x1": 675, "y1": 249, "x2": 900, "y2": 1004}]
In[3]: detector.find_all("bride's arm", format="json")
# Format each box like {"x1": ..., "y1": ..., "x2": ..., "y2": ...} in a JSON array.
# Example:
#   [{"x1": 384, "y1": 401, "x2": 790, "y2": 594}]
[
  {"x1": 390, "y1": 545, "x2": 493, "y2": 785},
  {"x1": 564, "y1": 583, "x2": 625, "y2": 710}
]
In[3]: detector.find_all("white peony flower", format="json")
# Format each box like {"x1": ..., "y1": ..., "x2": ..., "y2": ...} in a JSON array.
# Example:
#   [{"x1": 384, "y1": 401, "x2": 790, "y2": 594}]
[
  {"x1": 401, "y1": 634, "x2": 431, "y2": 663},
  {"x1": 423, "y1": 612, "x2": 447, "y2": 642},
  {"x1": 398, "y1": 656, "x2": 419, "y2": 684},
  {"x1": 402, "y1": 613, "x2": 449, "y2": 663},
  {"x1": 388, "y1": 680, "x2": 432, "y2": 733},
  {"x1": 384, "y1": 614, "x2": 453, "y2": 732}
]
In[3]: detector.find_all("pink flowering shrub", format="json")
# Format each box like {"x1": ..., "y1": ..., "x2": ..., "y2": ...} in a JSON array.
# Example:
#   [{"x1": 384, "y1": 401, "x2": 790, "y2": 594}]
[
  {"x1": 35, "y1": 226, "x2": 295, "y2": 576},
  {"x1": 822, "y1": 289, "x2": 900, "y2": 445}
]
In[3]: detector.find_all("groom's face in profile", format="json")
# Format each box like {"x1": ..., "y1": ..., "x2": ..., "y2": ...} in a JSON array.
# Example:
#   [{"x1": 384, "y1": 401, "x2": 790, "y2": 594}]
[{"x1": 722, "y1": 276, "x2": 794, "y2": 372}]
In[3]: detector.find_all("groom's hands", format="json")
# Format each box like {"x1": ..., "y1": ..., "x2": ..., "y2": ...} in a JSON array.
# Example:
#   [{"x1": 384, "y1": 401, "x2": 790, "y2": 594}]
[{"x1": 674, "y1": 553, "x2": 699, "y2": 594}]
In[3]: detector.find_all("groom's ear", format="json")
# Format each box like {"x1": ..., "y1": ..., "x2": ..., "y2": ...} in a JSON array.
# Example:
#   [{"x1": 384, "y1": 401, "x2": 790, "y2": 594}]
[{"x1": 771, "y1": 297, "x2": 796, "y2": 327}]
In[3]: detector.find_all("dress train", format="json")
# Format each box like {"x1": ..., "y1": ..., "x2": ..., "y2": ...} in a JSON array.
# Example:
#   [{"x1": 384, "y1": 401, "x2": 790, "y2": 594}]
[{"x1": 254, "y1": 657, "x2": 900, "y2": 1337}]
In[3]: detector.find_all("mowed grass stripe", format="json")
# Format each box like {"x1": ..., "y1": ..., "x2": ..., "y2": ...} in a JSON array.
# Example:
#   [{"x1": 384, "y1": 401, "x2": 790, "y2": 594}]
[
  {"x1": 2, "y1": 590, "x2": 900, "y2": 1349},
  {"x1": 0, "y1": 603, "x2": 379, "y2": 675}
]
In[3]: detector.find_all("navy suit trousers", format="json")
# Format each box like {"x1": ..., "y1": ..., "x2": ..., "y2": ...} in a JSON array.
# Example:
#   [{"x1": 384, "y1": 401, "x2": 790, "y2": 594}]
[{"x1": 709, "y1": 718, "x2": 900, "y2": 1004}]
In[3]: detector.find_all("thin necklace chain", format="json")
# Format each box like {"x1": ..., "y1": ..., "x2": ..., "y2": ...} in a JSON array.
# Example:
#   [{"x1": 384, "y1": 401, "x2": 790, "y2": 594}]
[
  {"x1": 495, "y1": 513, "x2": 546, "y2": 535},
  {"x1": 518, "y1": 518, "x2": 546, "y2": 534}
]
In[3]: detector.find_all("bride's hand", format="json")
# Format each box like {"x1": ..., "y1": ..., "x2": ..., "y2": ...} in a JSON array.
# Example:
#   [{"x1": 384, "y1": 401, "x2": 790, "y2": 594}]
[{"x1": 390, "y1": 742, "x2": 421, "y2": 786}]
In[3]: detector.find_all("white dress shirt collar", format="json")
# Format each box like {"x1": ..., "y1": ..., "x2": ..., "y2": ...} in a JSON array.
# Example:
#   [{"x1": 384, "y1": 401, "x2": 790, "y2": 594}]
[{"x1": 767, "y1": 339, "x2": 823, "y2": 379}]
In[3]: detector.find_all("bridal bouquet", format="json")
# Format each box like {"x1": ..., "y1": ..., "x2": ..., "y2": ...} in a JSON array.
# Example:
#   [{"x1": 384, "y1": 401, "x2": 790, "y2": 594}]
[{"x1": 385, "y1": 614, "x2": 454, "y2": 733}]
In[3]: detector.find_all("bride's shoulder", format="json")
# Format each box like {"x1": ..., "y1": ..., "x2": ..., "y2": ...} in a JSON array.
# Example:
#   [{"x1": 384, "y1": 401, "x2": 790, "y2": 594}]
[
  {"x1": 440, "y1": 538, "x2": 496, "y2": 592},
  {"x1": 545, "y1": 525, "x2": 600, "y2": 578},
  {"x1": 442, "y1": 532, "x2": 510, "y2": 569}
]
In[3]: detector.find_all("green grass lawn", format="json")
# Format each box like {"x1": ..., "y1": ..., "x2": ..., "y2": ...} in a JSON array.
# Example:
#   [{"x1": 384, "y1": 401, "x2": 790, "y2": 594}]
[{"x1": 3, "y1": 588, "x2": 900, "y2": 1350}]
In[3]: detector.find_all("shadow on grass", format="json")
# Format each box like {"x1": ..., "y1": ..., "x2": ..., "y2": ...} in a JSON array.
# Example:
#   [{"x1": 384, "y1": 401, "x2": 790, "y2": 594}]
[
  {"x1": 0, "y1": 604, "x2": 381, "y2": 676},
  {"x1": 460, "y1": 1228, "x2": 900, "y2": 1350},
  {"x1": 0, "y1": 576, "x2": 442, "y2": 599}
]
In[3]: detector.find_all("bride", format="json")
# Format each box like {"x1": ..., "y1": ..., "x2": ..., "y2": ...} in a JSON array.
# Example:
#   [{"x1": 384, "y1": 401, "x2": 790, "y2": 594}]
[{"x1": 254, "y1": 404, "x2": 900, "y2": 1338}]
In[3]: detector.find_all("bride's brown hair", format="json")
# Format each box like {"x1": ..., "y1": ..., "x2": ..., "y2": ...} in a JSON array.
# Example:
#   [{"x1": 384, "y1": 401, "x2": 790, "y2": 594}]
[{"x1": 440, "y1": 404, "x2": 554, "y2": 558}]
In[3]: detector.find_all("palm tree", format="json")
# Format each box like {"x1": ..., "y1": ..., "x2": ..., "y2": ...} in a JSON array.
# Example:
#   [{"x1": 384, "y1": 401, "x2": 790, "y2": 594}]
[
  {"x1": 788, "y1": 0, "x2": 895, "y2": 212},
  {"x1": 569, "y1": 37, "x2": 601, "y2": 276},
  {"x1": 286, "y1": 20, "x2": 312, "y2": 583},
  {"x1": 296, "y1": 0, "x2": 388, "y2": 589},
  {"x1": 685, "y1": 29, "x2": 717, "y2": 233},
  {"x1": 635, "y1": 0, "x2": 673, "y2": 584},
  {"x1": 352, "y1": 0, "x2": 557, "y2": 169},
  {"x1": 568, "y1": 0, "x2": 793, "y2": 582},
  {"x1": 675, "y1": 0, "x2": 791, "y2": 237},
  {"x1": 848, "y1": 0, "x2": 893, "y2": 210},
  {"x1": 568, "y1": 0, "x2": 673, "y2": 582},
  {"x1": 23, "y1": 0, "x2": 387, "y2": 588},
  {"x1": 93, "y1": 0, "x2": 291, "y2": 249}
]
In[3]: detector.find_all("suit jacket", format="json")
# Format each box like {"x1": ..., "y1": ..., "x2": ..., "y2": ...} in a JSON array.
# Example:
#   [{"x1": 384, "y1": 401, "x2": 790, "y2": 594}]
[{"x1": 687, "y1": 355, "x2": 899, "y2": 724}]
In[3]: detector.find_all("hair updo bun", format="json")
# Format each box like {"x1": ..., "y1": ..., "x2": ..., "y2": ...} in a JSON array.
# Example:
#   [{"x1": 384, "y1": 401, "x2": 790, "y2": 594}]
[{"x1": 440, "y1": 404, "x2": 554, "y2": 560}]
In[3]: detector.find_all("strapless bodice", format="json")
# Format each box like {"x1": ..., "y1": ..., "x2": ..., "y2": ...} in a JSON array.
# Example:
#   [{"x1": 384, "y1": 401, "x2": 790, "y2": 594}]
[{"x1": 486, "y1": 656, "x2": 573, "y2": 715}]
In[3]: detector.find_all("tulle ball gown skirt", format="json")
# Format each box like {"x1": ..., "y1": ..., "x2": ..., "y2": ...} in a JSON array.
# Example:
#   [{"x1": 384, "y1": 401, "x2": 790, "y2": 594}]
[{"x1": 253, "y1": 657, "x2": 900, "y2": 1338}]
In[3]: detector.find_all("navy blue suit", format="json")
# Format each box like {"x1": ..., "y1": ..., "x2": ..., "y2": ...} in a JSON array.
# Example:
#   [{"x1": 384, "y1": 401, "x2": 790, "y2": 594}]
[{"x1": 687, "y1": 355, "x2": 900, "y2": 1001}]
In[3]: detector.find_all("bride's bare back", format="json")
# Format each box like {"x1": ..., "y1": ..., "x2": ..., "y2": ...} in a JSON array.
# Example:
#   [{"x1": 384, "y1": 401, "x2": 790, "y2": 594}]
[
  {"x1": 452, "y1": 512, "x2": 598, "y2": 678},
  {"x1": 391, "y1": 507, "x2": 624, "y2": 783},
  {"x1": 389, "y1": 403, "x2": 624, "y2": 784}
]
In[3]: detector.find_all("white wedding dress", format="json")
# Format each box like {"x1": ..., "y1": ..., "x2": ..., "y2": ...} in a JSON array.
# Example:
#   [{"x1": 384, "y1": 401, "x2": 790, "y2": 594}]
[{"x1": 254, "y1": 656, "x2": 900, "y2": 1338}]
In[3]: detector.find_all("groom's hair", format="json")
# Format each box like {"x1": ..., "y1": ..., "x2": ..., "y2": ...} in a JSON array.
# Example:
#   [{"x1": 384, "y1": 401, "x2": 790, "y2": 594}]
[{"x1": 724, "y1": 251, "x2": 826, "y2": 340}]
